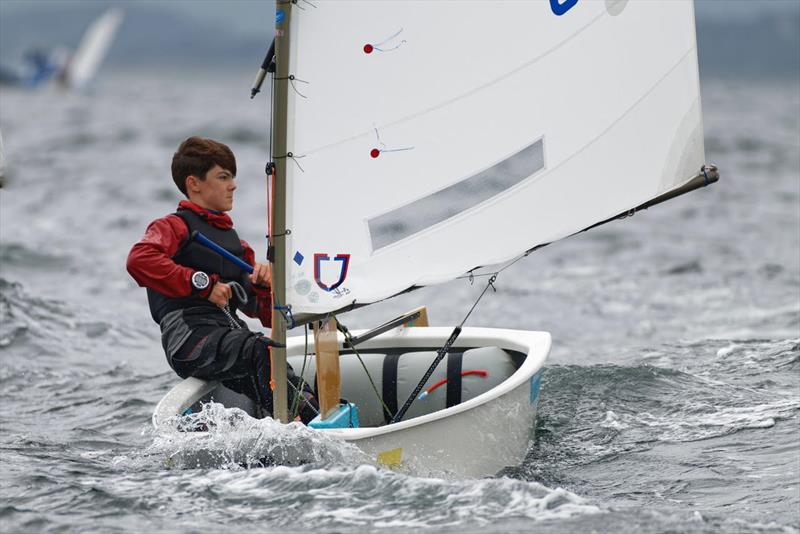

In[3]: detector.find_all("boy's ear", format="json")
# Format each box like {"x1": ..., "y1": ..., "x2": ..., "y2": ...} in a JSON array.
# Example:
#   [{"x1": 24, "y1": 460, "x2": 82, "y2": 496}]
[{"x1": 186, "y1": 175, "x2": 198, "y2": 192}]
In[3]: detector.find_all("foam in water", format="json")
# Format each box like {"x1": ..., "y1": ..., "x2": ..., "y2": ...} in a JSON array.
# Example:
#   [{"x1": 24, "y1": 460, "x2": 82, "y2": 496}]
[
  {"x1": 171, "y1": 463, "x2": 600, "y2": 529},
  {"x1": 146, "y1": 402, "x2": 368, "y2": 470},
  {"x1": 130, "y1": 402, "x2": 602, "y2": 529}
]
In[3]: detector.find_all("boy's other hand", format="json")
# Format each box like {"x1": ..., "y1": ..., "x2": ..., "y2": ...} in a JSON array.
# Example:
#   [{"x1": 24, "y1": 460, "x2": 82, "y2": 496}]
[
  {"x1": 250, "y1": 262, "x2": 271, "y2": 288},
  {"x1": 208, "y1": 282, "x2": 232, "y2": 307}
]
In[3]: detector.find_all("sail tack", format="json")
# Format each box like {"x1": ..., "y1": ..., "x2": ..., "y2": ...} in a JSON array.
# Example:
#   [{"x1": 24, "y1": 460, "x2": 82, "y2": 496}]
[{"x1": 282, "y1": 0, "x2": 705, "y2": 316}]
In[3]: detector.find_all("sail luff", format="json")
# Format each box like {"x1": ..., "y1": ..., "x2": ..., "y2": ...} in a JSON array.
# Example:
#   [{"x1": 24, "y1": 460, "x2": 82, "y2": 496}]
[{"x1": 269, "y1": 0, "x2": 293, "y2": 424}]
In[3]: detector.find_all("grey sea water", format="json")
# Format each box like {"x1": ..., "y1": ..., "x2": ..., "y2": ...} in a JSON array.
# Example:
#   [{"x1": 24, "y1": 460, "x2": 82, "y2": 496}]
[{"x1": 0, "y1": 72, "x2": 798, "y2": 533}]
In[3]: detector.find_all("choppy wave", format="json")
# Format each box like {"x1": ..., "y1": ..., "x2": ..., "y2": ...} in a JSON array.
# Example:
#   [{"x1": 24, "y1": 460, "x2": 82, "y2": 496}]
[
  {"x1": 534, "y1": 339, "x2": 799, "y2": 462},
  {"x1": 184, "y1": 464, "x2": 598, "y2": 530},
  {"x1": 0, "y1": 277, "x2": 121, "y2": 357},
  {"x1": 0, "y1": 243, "x2": 71, "y2": 269}
]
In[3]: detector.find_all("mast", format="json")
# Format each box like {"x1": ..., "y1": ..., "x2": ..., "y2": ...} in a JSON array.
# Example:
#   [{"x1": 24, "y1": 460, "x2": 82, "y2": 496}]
[{"x1": 270, "y1": 0, "x2": 293, "y2": 424}]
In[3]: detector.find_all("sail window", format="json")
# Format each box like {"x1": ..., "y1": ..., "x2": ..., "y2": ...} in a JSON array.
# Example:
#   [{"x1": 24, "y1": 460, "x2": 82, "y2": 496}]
[{"x1": 368, "y1": 137, "x2": 545, "y2": 251}]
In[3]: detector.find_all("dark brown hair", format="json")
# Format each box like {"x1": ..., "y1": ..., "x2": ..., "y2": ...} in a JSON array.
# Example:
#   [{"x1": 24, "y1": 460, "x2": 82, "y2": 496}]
[{"x1": 171, "y1": 137, "x2": 237, "y2": 196}]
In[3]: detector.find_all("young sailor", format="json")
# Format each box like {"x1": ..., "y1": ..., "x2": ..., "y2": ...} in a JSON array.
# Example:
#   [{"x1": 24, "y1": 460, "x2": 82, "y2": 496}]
[{"x1": 127, "y1": 137, "x2": 317, "y2": 422}]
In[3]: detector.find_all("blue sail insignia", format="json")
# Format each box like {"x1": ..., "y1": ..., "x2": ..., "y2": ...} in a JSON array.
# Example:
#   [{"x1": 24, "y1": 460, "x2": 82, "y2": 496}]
[{"x1": 550, "y1": 0, "x2": 579, "y2": 16}]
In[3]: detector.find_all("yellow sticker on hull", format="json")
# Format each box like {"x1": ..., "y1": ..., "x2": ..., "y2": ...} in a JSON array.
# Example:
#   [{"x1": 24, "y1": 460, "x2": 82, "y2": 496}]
[{"x1": 377, "y1": 447, "x2": 403, "y2": 467}]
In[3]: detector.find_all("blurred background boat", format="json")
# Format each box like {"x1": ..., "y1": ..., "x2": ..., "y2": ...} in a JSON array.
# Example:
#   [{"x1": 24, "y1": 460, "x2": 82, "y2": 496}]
[{"x1": 0, "y1": 7, "x2": 123, "y2": 90}]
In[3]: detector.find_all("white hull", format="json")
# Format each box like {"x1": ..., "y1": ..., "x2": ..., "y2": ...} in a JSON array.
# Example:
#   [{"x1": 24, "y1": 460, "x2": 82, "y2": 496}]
[{"x1": 153, "y1": 327, "x2": 550, "y2": 477}]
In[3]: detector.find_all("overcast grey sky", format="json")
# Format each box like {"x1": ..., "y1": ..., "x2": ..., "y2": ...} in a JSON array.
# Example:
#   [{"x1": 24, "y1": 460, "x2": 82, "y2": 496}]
[
  {"x1": 2, "y1": 0, "x2": 798, "y2": 29},
  {"x1": 1, "y1": 0, "x2": 797, "y2": 78},
  {"x1": 0, "y1": 0, "x2": 268, "y2": 37}
]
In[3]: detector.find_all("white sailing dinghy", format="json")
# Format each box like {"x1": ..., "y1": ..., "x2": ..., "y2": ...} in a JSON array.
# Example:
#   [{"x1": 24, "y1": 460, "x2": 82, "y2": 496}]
[
  {"x1": 153, "y1": 0, "x2": 717, "y2": 477},
  {"x1": 62, "y1": 8, "x2": 124, "y2": 91},
  {"x1": 0, "y1": 8, "x2": 123, "y2": 90}
]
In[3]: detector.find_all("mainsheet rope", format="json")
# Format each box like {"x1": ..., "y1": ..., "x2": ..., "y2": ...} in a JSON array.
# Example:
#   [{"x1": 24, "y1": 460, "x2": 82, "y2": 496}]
[{"x1": 335, "y1": 319, "x2": 394, "y2": 421}]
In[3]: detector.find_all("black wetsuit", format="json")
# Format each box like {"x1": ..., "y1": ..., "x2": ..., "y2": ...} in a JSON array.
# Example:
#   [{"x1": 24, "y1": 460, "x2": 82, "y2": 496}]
[{"x1": 135, "y1": 205, "x2": 316, "y2": 422}]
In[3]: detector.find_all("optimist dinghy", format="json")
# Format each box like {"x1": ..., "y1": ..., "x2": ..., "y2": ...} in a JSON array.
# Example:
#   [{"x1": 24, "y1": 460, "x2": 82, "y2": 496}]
[
  {"x1": 153, "y1": 0, "x2": 718, "y2": 477},
  {"x1": 153, "y1": 326, "x2": 549, "y2": 476}
]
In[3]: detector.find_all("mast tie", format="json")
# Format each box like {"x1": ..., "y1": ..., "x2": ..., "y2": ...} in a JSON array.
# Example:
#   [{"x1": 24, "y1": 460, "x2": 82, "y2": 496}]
[
  {"x1": 267, "y1": 229, "x2": 291, "y2": 239},
  {"x1": 272, "y1": 152, "x2": 306, "y2": 172},
  {"x1": 274, "y1": 75, "x2": 309, "y2": 98},
  {"x1": 280, "y1": 0, "x2": 317, "y2": 11}
]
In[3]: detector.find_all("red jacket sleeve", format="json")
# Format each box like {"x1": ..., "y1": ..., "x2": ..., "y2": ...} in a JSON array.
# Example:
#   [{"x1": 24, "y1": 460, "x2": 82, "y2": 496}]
[
  {"x1": 126, "y1": 215, "x2": 201, "y2": 298},
  {"x1": 241, "y1": 239, "x2": 273, "y2": 328}
]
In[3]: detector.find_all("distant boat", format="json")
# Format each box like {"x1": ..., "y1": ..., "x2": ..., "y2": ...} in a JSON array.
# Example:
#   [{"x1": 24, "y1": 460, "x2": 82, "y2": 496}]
[
  {"x1": 0, "y1": 48, "x2": 62, "y2": 88},
  {"x1": 0, "y1": 8, "x2": 123, "y2": 90},
  {"x1": 60, "y1": 8, "x2": 124, "y2": 90}
]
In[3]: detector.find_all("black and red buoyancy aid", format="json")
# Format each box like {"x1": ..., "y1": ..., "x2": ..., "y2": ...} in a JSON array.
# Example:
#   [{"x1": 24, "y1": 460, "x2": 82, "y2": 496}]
[{"x1": 146, "y1": 208, "x2": 252, "y2": 323}]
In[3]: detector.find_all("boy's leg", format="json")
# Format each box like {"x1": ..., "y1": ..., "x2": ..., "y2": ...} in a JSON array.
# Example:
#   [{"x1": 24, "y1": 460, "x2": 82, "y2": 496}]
[{"x1": 169, "y1": 326, "x2": 318, "y2": 422}]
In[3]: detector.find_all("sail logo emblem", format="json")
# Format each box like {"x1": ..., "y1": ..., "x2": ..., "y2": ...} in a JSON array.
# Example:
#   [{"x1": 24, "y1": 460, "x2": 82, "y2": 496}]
[
  {"x1": 313, "y1": 253, "x2": 351, "y2": 292},
  {"x1": 550, "y1": 0, "x2": 579, "y2": 16}
]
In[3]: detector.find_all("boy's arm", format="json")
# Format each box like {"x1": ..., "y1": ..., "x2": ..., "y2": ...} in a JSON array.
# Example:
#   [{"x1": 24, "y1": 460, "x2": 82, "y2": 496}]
[
  {"x1": 241, "y1": 240, "x2": 273, "y2": 327},
  {"x1": 126, "y1": 215, "x2": 213, "y2": 299}
]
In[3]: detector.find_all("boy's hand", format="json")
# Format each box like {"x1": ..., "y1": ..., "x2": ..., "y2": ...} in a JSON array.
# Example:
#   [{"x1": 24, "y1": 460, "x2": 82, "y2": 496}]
[
  {"x1": 208, "y1": 282, "x2": 232, "y2": 307},
  {"x1": 250, "y1": 262, "x2": 271, "y2": 288}
]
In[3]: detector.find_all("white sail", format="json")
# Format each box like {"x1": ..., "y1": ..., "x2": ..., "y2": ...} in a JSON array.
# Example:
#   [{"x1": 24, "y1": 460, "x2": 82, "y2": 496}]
[
  {"x1": 283, "y1": 0, "x2": 705, "y2": 316},
  {"x1": 65, "y1": 8, "x2": 124, "y2": 90}
]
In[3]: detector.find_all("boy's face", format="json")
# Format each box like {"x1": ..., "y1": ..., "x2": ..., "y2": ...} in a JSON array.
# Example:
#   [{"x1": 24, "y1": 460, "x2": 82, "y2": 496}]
[{"x1": 187, "y1": 164, "x2": 236, "y2": 212}]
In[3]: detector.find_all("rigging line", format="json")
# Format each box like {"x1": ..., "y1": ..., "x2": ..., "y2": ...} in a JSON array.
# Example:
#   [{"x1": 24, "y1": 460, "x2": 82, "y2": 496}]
[
  {"x1": 391, "y1": 273, "x2": 500, "y2": 424},
  {"x1": 702, "y1": 164, "x2": 711, "y2": 186},
  {"x1": 336, "y1": 319, "x2": 394, "y2": 421},
  {"x1": 458, "y1": 274, "x2": 497, "y2": 329},
  {"x1": 290, "y1": 324, "x2": 312, "y2": 420},
  {"x1": 268, "y1": 71, "x2": 274, "y2": 164},
  {"x1": 272, "y1": 152, "x2": 306, "y2": 173},
  {"x1": 290, "y1": 0, "x2": 317, "y2": 11},
  {"x1": 458, "y1": 250, "x2": 532, "y2": 282},
  {"x1": 221, "y1": 305, "x2": 241, "y2": 330},
  {"x1": 287, "y1": 379, "x2": 319, "y2": 416},
  {"x1": 298, "y1": 7, "x2": 609, "y2": 157},
  {"x1": 275, "y1": 75, "x2": 309, "y2": 99}
]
